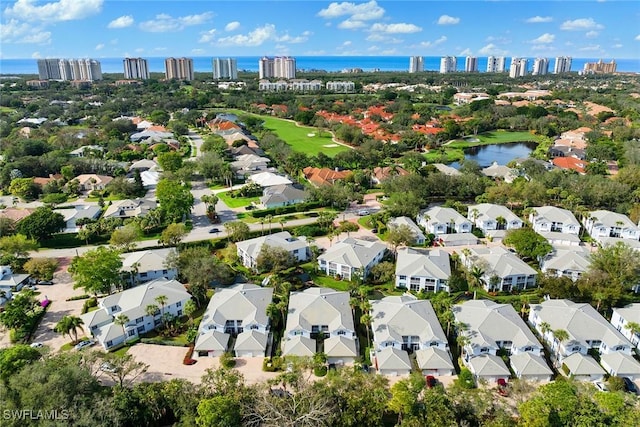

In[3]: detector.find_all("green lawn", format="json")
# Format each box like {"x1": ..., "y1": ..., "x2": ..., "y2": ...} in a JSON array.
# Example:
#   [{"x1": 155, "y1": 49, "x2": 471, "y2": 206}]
[
  {"x1": 221, "y1": 109, "x2": 349, "y2": 157},
  {"x1": 217, "y1": 190, "x2": 260, "y2": 208},
  {"x1": 423, "y1": 148, "x2": 465, "y2": 163},
  {"x1": 310, "y1": 274, "x2": 352, "y2": 292},
  {"x1": 447, "y1": 131, "x2": 540, "y2": 148}
]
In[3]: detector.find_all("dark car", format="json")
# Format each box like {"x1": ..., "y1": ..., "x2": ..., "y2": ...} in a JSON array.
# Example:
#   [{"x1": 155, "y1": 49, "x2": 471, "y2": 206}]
[
  {"x1": 37, "y1": 280, "x2": 54, "y2": 286},
  {"x1": 208, "y1": 227, "x2": 220, "y2": 234},
  {"x1": 371, "y1": 228, "x2": 378, "y2": 234},
  {"x1": 425, "y1": 375, "x2": 437, "y2": 388},
  {"x1": 622, "y1": 377, "x2": 638, "y2": 394}
]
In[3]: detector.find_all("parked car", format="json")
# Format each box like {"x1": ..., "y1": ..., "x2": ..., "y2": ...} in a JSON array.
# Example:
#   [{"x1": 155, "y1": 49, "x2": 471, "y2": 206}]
[
  {"x1": 100, "y1": 362, "x2": 118, "y2": 373},
  {"x1": 74, "y1": 340, "x2": 96, "y2": 351},
  {"x1": 497, "y1": 378, "x2": 509, "y2": 396},
  {"x1": 23, "y1": 284, "x2": 37, "y2": 291},
  {"x1": 371, "y1": 228, "x2": 378, "y2": 233},
  {"x1": 30, "y1": 342, "x2": 44, "y2": 348},
  {"x1": 357, "y1": 209, "x2": 370, "y2": 216},
  {"x1": 593, "y1": 381, "x2": 609, "y2": 392},
  {"x1": 425, "y1": 375, "x2": 437, "y2": 388},
  {"x1": 37, "y1": 280, "x2": 54, "y2": 286},
  {"x1": 208, "y1": 228, "x2": 220, "y2": 234},
  {"x1": 622, "y1": 377, "x2": 638, "y2": 394}
]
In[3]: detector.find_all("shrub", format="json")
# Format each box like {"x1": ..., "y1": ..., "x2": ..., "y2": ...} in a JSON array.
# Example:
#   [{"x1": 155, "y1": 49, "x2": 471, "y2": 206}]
[
  {"x1": 607, "y1": 376, "x2": 625, "y2": 392},
  {"x1": 220, "y1": 351, "x2": 236, "y2": 368},
  {"x1": 314, "y1": 366, "x2": 328, "y2": 377},
  {"x1": 455, "y1": 368, "x2": 476, "y2": 389},
  {"x1": 81, "y1": 297, "x2": 98, "y2": 314},
  {"x1": 66, "y1": 294, "x2": 90, "y2": 302},
  {"x1": 263, "y1": 356, "x2": 284, "y2": 372}
]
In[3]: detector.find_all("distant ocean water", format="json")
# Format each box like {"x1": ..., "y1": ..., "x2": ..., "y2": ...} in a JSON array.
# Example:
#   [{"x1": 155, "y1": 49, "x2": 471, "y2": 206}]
[{"x1": 1, "y1": 56, "x2": 639, "y2": 75}]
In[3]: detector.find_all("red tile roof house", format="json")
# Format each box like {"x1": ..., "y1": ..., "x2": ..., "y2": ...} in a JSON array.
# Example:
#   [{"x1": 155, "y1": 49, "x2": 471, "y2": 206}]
[
  {"x1": 303, "y1": 167, "x2": 353, "y2": 186},
  {"x1": 552, "y1": 157, "x2": 589, "y2": 174}
]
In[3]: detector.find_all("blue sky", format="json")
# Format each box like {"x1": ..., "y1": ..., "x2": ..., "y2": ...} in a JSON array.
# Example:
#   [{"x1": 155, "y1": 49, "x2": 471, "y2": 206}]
[{"x1": 1, "y1": 0, "x2": 639, "y2": 59}]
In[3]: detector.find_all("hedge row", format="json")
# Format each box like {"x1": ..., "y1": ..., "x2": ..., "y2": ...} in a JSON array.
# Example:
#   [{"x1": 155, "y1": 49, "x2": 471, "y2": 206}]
[{"x1": 250, "y1": 201, "x2": 323, "y2": 218}]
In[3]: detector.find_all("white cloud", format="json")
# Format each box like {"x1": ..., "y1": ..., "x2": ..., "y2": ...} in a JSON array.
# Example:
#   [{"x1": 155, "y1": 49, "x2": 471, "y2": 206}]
[
  {"x1": 216, "y1": 24, "x2": 277, "y2": 46},
  {"x1": 613, "y1": 44, "x2": 623, "y2": 48},
  {"x1": 635, "y1": 35, "x2": 640, "y2": 41},
  {"x1": 381, "y1": 48, "x2": 398, "y2": 55},
  {"x1": 95, "y1": 43, "x2": 104, "y2": 50},
  {"x1": 459, "y1": 48, "x2": 472, "y2": 56},
  {"x1": 191, "y1": 48, "x2": 205, "y2": 55},
  {"x1": 343, "y1": 40, "x2": 352, "y2": 46},
  {"x1": 369, "y1": 22, "x2": 421, "y2": 34},
  {"x1": 5, "y1": 0, "x2": 103, "y2": 22},
  {"x1": 139, "y1": 12, "x2": 213, "y2": 33},
  {"x1": 199, "y1": 29, "x2": 216, "y2": 43},
  {"x1": 585, "y1": 30, "x2": 599, "y2": 38},
  {"x1": 437, "y1": 15, "x2": 460, "y2": 25},
  {"x1": 108, "y1": 15, "x2": 134, "y2": 29},
  {"x1": 478, "y1": 43, "x2": 508, "y2": 56},
  {"x1": 225, "y1": 21, "x2": 240, "y2": 32},
  {"x1": 531, "y1": 33, "x2": 555, "y2": 43},
  {"x1": 304, "y1": 49, "x2": 326, "y2": 55},
  {"x1": 318, "y1": 0, "x2": 384, "y2": 21},
  {"x1": 526, "y1": 16, "x2": 553, "y2": 23},
  {"x1": 277, "y1": 32, "x2": 311, "y2": 44},
  {"x1": 135, "y1": 48, "x2": 145, "y2": 53},
  {"x1": 0, "y1": 19, "x2": 51, "y2": 44},
  {"x1": 560, "y1": 18, "x2": 604, "y2": 31},
  {"x1": 31, "y1": 51, "x2": 41, "y2": 58},
  {"x1": 531, "y1": 45, "x2": 555, "y2": 52},
  {"x1": 338, "y1": 19, "x2": 366, "y2": 29},
  {"x1": 579, "y1": 44, "x2": 602, "y2": 52},
  {"x1": 419, "y1": 35, "x2": 447, "y2": 48}
]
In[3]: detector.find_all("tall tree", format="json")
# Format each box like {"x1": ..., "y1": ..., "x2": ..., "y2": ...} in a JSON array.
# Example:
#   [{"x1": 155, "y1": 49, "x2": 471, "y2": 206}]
[
  {"x1": 159, "y1": 223, "x2": 188, "y2": 247},
  {"x1": 156, "y1": 179, "x2": 194, "y2": 223},
  {"x1": 69, "y1": 246, "x2": 123, "y2": 295},
  {"x1": 115, "y1": 314, "x2": 130, "y2": 343},
  {"x1": 109, "y1": 224, "x2": 141, "y2": 252},
  {"x1": 16, "y1": 207, "x2": 65, "y2": 241}
]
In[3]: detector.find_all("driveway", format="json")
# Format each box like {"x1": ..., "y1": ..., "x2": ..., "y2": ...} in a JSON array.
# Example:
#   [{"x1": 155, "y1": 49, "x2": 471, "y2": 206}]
[{"x1": 28, "y1": 258, "x2": 91, "y2": 350}]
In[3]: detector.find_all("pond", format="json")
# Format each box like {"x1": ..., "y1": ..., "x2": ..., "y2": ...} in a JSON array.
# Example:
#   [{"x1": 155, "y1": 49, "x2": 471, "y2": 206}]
[{"x1": 450, "y1": 141, "x2": 538, "y2": 168}]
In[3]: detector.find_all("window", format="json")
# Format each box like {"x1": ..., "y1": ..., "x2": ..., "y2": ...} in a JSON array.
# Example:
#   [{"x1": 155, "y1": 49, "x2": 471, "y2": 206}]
[
  {"x1": 127, "y1": 329, "x2": 136, "y2": 337},
  {"x1": 177, "y1": 310, "x2": 182, "y2": 316},
  {"x1": 399, "y1": 275, "x2": 407, "y2": 280},
  {"x1": 251, "y1": 325, "x2": 259, "y2": 330},
  {"x1": 176, "y1": 301, "x2": 182, "y2": 308},
  {"x1": 107, "y1": 340, "x2": 113, "y2": 347},
  {"x1": 141, "y1": 272, "x2": 148, "y2": 277},
  {"x1": 162, "y1": 270, "x2": 168, "y2": 274},
  {"x1": 136, "y1": 317, "x2": 143, "y2": 324},
  {"x1": 337, "y1": 330, "x2": 346, "y2": 336},
  {"x1": 137, "y1": 326, "x2": 145, "y2": 334}
]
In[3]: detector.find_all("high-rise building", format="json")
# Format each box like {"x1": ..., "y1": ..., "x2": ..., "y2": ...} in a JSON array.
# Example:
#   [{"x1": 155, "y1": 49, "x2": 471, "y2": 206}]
[
  {"x1": 212, "y1": 58, "x2": 238, "y2": 80},
  {"x1": 409, "y1": 56, "x2": 424, "y2": 73},
  {"x1": 532, "y1": 58, "x2": 549, "y2": 76},
  {"x1": 258, "y1": 56, "x2": 296, "y2": 79},
  {"x1": 509, "y1": 58, "x2": 528, "y2": 78},
  {"x1": 486, "y1": 56, "x2": 506, "y2": 73},
  {"x1": 583, "y1": 59, "x2": 617, "y2": 74},
  {"x1": 439, "y1": 56, "x2": 457, "y2": 74},
  {"x1": 165, "y1": 57, "x2": 194, "y2": 81},
  {"x1": 465, "y1": 56, "x2": 478, "y2": 73},
  {"x1": 123, "y1": 58, "x2": 149, "y2": 80},
  {"x1": 37, "y1": 59, "x2": 62, "y2": 80},
  {"x1": 553, "y1": 56, "x2": 572, "y2": 74}
]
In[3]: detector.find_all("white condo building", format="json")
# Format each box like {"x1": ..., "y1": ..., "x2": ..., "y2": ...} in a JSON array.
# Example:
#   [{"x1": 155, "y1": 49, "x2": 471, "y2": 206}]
[
  {"x1": 532, "y1": 58, "x2": 549, "y2": 76},
  {"x1": 409, "y1": 56, "x2": 424, "y2": 73},
  {"x1": 123, "y1": 58, "x2": 149, "y2": 80},
  {"x1": 440, "y1": 56, "x2": 457, "y2": 73},
  {"x1": 465, "y1": 56, "x2": 478, "y2": 73},
  {"x1": 212, "y1": 58, "x2": 238, "y2": 80},
  {"x1": 39, "y1": 59, "x2": 102, "y2": 81},
  {"x1": 486, "y1": 56, "x2": 506, "y2": 73},
  {"x1": 37, "y1": 59, "x2": 62, "y2": 80},
  {"x1": 259, "y1": 56, "x2": 296, "y2": 79},
  {"x1": 165, "y1": 57, "x2": 194, "y2": 81},
  {"x1": 554, "y1": 56, "x2": 572, "y2": 74},
  {"x1": 509, "y1": 58, "x2": 528, "y2": 78}
]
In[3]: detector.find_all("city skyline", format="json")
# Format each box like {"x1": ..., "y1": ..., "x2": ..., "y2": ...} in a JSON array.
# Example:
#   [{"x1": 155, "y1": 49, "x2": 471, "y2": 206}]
[{"x1": 1, "y1": 0, "x2": 639, "y2": 61}]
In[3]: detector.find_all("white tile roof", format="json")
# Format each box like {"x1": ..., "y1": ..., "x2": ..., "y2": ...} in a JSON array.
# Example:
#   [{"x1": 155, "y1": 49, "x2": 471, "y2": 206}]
[
  {"x1": 600, "y1": 352, "x2": 640, "y2": 376},
  {"x1": 282, "y1": 335, "x2": 316, "y2": 357},
  {"x1": 234, "y1": 330, "x2": 269, "y2": 353},
  {"x1": 318, "y1": 237, "x2": 386, "y2": 269},
  {"x1": 324, "y1": 335, "x2": 358, "y2": 358},
  {"x1": 419, "y1": 206, "x2": 470, "y2": 227},
  {"x1": 531, "y1": 206, "x2": 579, "y2": 225},
  {"x1": 415, "y1": 347, "x2": 455, "y2": 371},
  {"x1": 237, "y1": 232, "x2": 309, "y2": 261},
  {"x1": 467, "y1": 354, "x2": 510, "y2": 377},
  {"x1": 468, "y1": 203, "x2": 520, "y2": 224},
  {"x1": 465, "y1": 247, "x2": 537, "y2": 278},
  {"x1": 562, "y1": 353, "x2": 605, "y2": 376},
  {"x1": 285, "y1": 287, "x2": 354, "y2": 335},
  {"x1": 395, "y1": 248, "x2": 450, "y2": 281},
  {"x1": 121, "y1": 248, "x2": 176, "y2": 273},
  {"x1": 194, "y1": 330, "x2": 230, "y2": 352},
  {"x1": 200, "y1": 283, "x2": 273, "y2": 330},
  {"x1": 510, "y1": 353, "x2": 553, "y2": 378},
  {"x1": 588, "y1": 210, "x2": 637, "y2": 229},
  {"x1": 376, "y1": 346, "x2": 412, "y2": 371}
]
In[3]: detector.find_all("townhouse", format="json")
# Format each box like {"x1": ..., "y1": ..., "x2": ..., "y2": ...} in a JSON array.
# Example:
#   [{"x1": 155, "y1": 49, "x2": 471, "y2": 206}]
[
  {"x1": 460, "y1": 247, "x2": 537, "y2": 291},
  {"x1": 317, "y1": 237, "x2": 386, "y2": 281},
  {"x1": 236, "y1": 231, "x2": 310, "y2": 271},
  {"x1": 388, "y1": 216, "x2": 426, "y2": 245},
  {"x1": 467, "y1": 203, "x2": 522, "y2": 241},
  {"x1": 539, "y1": 245, "x2": 591, "y2": 282},
  {"x1": 417, "y1": 206, "x2": 472, "y2": 235},
  {"x1": 529, "y1": 206, "x2": 581, "y2": 235},
  {"x1": 583, "y1": 210, "x2": 640, "y2": 244},
  {"x1": 395, "y1": 248, "x2": 450, "y2": 293},
  {"x1": 120, "y1": 248, "x2": 178, "y2": 285}
]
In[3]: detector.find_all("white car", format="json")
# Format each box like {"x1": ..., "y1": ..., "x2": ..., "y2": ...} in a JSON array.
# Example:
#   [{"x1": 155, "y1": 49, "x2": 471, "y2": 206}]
[
  {"x1": 74, "y1": 340, "x2": 96, "y2": 351},
  {"x1": 357, "y1": 209, "x2": 370, "y2": 216},
  {"x1": 30, "y1": 342, "x2": 44, "y2": 348},
  {"x1": 100, "y1": 362, "x2": 118, "y2": 373}
]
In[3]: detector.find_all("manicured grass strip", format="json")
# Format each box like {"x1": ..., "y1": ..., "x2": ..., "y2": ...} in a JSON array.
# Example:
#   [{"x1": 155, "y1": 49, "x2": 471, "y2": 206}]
[
  {"x1": 423, "y1": 148, "x2": 465, "y2": 163},
  {"x1": 217, "y1": 191, "x2": 260, "y2": 208},
  {"x1": 447, "y1": 131, "x2": 540, "y2": 148}
]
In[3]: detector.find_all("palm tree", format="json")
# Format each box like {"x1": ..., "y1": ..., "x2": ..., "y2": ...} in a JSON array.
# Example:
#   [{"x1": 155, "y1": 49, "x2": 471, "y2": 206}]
[
  {"x1": 279, "y1": 218, "x2": 287, "y2": 232},
  {"x1": 625, "y1": 322, "x2": 640, "y2": 347},
  {"x1": 259, "y1": 218, "x2": 265, "y2": 235},
  {"x1": 361, "y1": 311, "x2": 373, "y2": 348},
  {"x1": 265, "y1": 215, "x2": 273, "y2": 234},
  {"x1": 54, "y1": 317, "x2": 72, "y2": 343},
  {"x1": 496, "y1": 216, "x2": 507, "y2": 230},
  {"x1": 184, "y1": 299, "x2": 197, "y2": 326},
  {"x1": 114, "y1": 314, "x2": 130, "y2": 343},
  {"x1": 66, "y1": 315, "x2": 85, "y2": 344},
  {"x1": 441, "y1": 310, "x2": 455, "y2": 338},
  {"x1": 552, "y1": 329, "x2": 569, "y2": 355},
  {"x1": 456, "y1": 334, "x2": 471, "y2": 358},
  {"x1": 470, "y1": 208, "x2": 480, "y2": 228},
  {"x1": 470, "y1": 266, "x2": 485, "y2": 297},
  {"x1": 266, "y1": 302, "x2": 281, "y2": 328},
  {"x1": 155, "y1": 295, "x2": 168, "y2": 329},
  {"x1": 145, "y1": 304, "x2": 159, "y2": 320}
]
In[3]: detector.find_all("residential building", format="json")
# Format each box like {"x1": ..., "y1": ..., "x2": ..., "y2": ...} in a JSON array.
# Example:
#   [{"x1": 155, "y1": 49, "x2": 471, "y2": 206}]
[
  {"x1": 466, "y1": 354, "x2": 511, "y2": 383},
  {"x1": 212, "y1": 57, "x2": 238, "y2": 80},
  {"x1": 257, "y1": 80, "x2": 289, "y2": 91},
  {"x1": 416, "y1": 206, "x2": 472, "y2": 235},
  {"x1": 72, "y1": 174, "x2": 113, "y2": 192},
  {"x1": 467, "y1": 203, "x2": 523, "y2": 234},
  {"x1": 481, "y1": 162, "x2": 518, "y2": 182},
  {"x1": 539, "y1": 231, "x2": 582, "y2": 247},
  {"x1": 371, "y1": 166, "x2": 410, "y2": 184},
  {"x1": 236, "y1": 231, "x2": 310, "y2": 270},
  {"x1": 81, "y1": 278, "x2": 191, "y2": 350},
  {"x1": 247, "y1": 171, "x2": 292, "y2": 187},
  {"x1": 510, "y1": 353, "x2": 553, "y2": 382},
  {"x1": 460, "y1": 247, "x2": 538, "y2": 291},
  {"x1": 282, "y1": 287, "x2": 357, "y2": 364},
  {"x1": 317, "y1": 237, "x2": 386, "y2": 281},
  {"x1": 559, "y1": 352, "x2": 605, "y2": 381},
  {"x1": 302, "y1": 167, "x2": 352, "y2": 186},
  {"x1": 438, "y1": 233, "x2": 478, "y2": 246},
  {"x1": 529, "y1": 206, "x2": 581, "y2": 235},
  {"x1": 195, "y1": 284, "x2": 273, "y2": 357},
  {"x1": 509, "y1": 57, "x2": 528, "y2": 78},
  {"x1": 551, "y1": 157, "x2": 588, "y2": 174},
  {"x1": 464, "y1": 56, "x2": 478, "y2": 72},
  {"x1": 0, "y1": 265, "x2": 30, "y2": 293},
  {"x1": 289, "y1": 79, "x2": 323, "y2": 91},
  {"x1": 120, "y1": 248, "x2": 178, "y2": 285},
  {"x1": 164, "y1": 57, "x2": 194, "y2": 81},
  {"x1": 583, "y1": 210, "x2": 640, "y2": 243},
  {"x1": 409, "y1": 56, "x2": 424, "y2": 73},
  {"x1": 453, "y1": 92, "x2": 490, "y2": 106},
  {"x1": 600, "y1": 352, "x2": 640, "y2": 381},
  {"x1": 486, "y1": 56, "x2": 506, "y2": 73},
  {"x1": 37, "y1": 58, "x2": 63, "y2": 80},
  {"x1": 388, "y1": 217, "x2": 426, "y2": 245},
  {"x1": 371, "y1": 295, "x2": 454, "y2": 376},
  {"x1": 611, "y1": 304, "x2": 640, "y2": 349},
  {"x1": 325, "y1": 81, "x2": 355, "y2": 92},
  {"x1": 69, "y1": 145, "x2": 104, "y2": 158},
  {"x1": 529, "y1": 299, "x2": 633, "y2": 363},
  {"x1": 539, "y1": 245, "x2": 591, "y2": 281},
  {"x1": 58, "y1": 59, "x2": 102, "y2": 81},
  {"x1": 532, "y1": 57, "x2": 549, "y2": 75},
  {"x1": 583, "y1": 59, "x2": 616, "y2": 74},
  {"x1": 554, "y1": 56, "x2": 572, "y2": 74},
  {"x1": 375, "y1": 347, "x2": 412, "y2": 376},
  {"x1": 103, "y1": 199, "x2": 157, "y2": 220},
  {"x1": 123, "y1": 58, "x2": 149, "y2": 80},
  {"x1": 395, "y1": 248, "x2": 450, "y2": 293},
  {"x1": 259, "y1": 56, "x2": 296, "y2": 79},
  {"x1": 439, "y1": 56, "x2": 457, "y2": 73},
  {"x1": 259, "y1": 184, "x2": 308, "y2": 209},
  {"x1": 54, "y1": 205, "x2": 102, "y2": 233}
]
